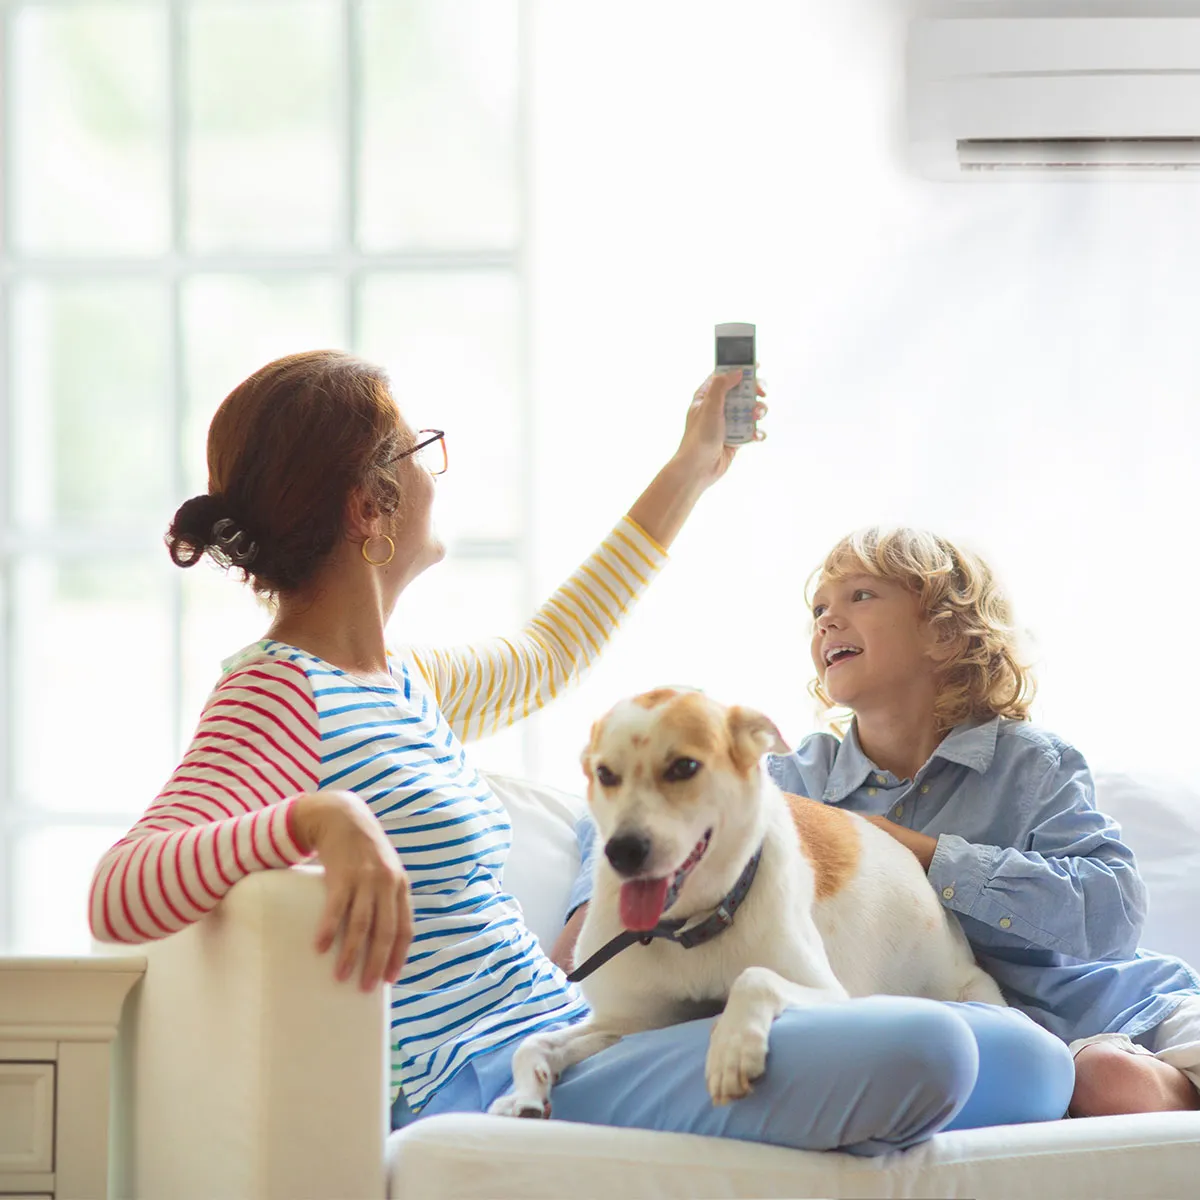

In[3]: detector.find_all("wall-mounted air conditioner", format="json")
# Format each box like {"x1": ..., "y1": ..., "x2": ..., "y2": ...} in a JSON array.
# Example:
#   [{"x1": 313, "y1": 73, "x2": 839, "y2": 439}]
[{"x1": 908, "y1": 18, "x2": 1200, "y2": 179}]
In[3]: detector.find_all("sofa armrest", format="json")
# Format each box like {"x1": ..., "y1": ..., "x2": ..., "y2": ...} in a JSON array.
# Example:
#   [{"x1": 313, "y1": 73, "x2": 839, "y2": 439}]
[{"x1": 104, "y1": 866, "x2": 389, "y2": 1200}]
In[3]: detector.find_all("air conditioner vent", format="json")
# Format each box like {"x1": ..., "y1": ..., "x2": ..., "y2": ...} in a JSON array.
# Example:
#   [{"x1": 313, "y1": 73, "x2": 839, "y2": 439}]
[
  {"x1": 908, "y1": 19, "x2": 1200, "y2": 180},
  {"x1": 958, "y1": 137, "x2": 1200, "y2": 172}
]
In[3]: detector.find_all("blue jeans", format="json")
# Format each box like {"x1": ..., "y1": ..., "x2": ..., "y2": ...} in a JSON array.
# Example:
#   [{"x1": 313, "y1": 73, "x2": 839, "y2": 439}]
[{"x1": 392, "y1": 997, "x2": 1073, "y2": 1157}]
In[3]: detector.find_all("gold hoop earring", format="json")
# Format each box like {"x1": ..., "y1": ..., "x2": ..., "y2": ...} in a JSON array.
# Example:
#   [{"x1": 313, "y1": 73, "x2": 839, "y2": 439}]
[{"x1": 362, "y1": 534, "x2": 396, "y2": 567}]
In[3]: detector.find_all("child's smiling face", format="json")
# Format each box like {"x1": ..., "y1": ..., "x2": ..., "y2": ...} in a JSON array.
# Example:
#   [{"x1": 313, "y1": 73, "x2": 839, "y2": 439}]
[{"x1": 809, "y1": 572, "x2": 944, "y2": 712}]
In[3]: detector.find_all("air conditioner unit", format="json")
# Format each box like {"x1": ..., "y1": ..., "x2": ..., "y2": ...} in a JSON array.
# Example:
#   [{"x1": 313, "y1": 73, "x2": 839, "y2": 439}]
[{"x1": 908, "y1": 18, "x2": 1200, "y2": 179}]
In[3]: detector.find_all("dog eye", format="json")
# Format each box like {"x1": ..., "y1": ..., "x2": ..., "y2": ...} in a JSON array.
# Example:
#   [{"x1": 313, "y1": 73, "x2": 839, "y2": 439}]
[
  {"x1": 595, "y1": 764, "x2": 620, "y2": 787},
  {"x1": 664, "y1": 758, "x2": 701, "y2": 782}
]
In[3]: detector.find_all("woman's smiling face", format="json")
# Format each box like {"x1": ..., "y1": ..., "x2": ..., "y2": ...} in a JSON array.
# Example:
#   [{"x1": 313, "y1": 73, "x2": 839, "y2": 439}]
[{"x1": 809, "y1": 572, "x2": 941, "y2": 711}]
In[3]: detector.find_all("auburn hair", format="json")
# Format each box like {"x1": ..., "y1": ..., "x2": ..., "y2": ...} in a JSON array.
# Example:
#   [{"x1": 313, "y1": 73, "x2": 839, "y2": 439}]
[{"x1": 166, "y1": 350, "x2": 409, "y2": 598}]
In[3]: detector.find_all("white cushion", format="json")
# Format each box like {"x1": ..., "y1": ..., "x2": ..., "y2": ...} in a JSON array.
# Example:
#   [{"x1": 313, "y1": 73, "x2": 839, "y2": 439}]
[
  {"x1": 389, "y1": 1109, "x2": 1200, "y2": 1200},
  {"x1": 105, "y1": 867, "x2": 390, "y2": 1200},
  {"x1": 1093, "y1": 771, "x2": 1200, "y2": 967},
  {"x1": 486, "y1": 771, "x2": 586, "y2": 949}
]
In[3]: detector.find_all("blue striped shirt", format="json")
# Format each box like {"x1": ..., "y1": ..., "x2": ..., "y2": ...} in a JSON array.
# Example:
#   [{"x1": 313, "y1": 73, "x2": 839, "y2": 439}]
[{"x1": 91, "y1": 517, "x2": 667, "y2": 1110}]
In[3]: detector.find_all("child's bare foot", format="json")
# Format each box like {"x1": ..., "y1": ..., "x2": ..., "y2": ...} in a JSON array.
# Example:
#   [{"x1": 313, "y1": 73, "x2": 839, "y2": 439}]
[{"x1": 1070, "y1": 1043, "x2": 1200, "y2": 1116}]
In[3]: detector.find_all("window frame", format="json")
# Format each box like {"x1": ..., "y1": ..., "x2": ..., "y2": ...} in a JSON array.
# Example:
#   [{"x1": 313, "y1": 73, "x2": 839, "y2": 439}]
[{"x1": 0, "y1": 0, "x2": 534, "y2": 951}]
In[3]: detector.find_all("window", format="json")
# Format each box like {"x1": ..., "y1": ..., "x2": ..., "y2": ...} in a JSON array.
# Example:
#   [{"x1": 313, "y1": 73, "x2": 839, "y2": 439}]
[{"x1": 0, "y1": 0, "x2": 528, "y2": 952}]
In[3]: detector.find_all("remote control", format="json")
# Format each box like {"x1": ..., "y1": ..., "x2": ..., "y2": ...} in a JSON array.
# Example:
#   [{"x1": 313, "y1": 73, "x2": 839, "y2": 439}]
[{"x1": 715, "y1": 322, "x2": 757, "y2": 445}]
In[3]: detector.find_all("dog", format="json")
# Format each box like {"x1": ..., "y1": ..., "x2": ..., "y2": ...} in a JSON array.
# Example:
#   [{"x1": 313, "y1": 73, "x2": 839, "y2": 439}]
[{"x1": 488, "y1": 688, "x2": 1004, "y2": 1118}]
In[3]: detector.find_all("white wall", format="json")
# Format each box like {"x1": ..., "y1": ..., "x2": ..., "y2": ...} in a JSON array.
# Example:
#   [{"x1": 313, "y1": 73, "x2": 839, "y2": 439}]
[{"x1": 515, "y1": 0, "x2": 1200, "y2": 792}]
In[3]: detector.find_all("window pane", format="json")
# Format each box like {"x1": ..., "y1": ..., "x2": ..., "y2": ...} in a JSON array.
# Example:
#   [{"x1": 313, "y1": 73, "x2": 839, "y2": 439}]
[
  {"x1": 186, "y1": 1, "x2": 341, "y2": 251},
  {"x1": 12, "y1": 558, "x2": 175, "y2": 812},
  {"x1": 359, "y1": 0, "x2": 518, "y2": 250},
  {"x1": 11, "y1": 282, "x2": 171, "y2": 529},
  {"x1": 391, "y1": 558, "x2": 525, "y2": 770},
  {"x1": 11, "y1": 3, "x2": 168, "y2": 254},
  {"x1": 11, "y1": 825, "x2": 130, "y2": 953},
  {"x1": 181, "y1": 275, "x2": 344, "y2": 494},
  {"x1": 180, "y1": 560, "x2": 268, "y2": 749},
  {"x1": 392, "y1": 558, "x2": 521, "y2": 646},
  {"x1": 357, "y1": 273, "x2": 521, "y2": 542}
]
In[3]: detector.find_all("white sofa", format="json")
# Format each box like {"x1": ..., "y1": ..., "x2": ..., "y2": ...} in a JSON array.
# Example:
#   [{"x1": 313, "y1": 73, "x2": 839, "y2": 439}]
[{"x1": 105, "y1": 771, "x2": 1200, "y2": 1200}]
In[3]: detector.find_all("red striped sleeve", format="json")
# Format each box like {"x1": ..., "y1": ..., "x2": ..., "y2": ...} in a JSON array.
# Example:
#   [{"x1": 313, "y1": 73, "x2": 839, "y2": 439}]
[{"x1": 89, "y1": 656, "x2": 320, "y2": 944}]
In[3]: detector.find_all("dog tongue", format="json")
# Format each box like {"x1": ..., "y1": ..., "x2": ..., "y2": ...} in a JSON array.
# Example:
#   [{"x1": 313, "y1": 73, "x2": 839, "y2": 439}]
[{"x1": 619, "y1": 878, "x2": 670, "y2": 931}]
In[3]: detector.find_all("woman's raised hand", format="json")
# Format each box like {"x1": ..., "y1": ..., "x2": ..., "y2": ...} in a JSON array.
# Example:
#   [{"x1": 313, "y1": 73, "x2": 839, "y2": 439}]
[
  {"x1": 674, "y1": 370, "x2": 768, "y2": 490},
  {"x1": 626, "y1": 371, "x2": 769, "y2": 550},
  {"x1": 291, "y1": 790, "x2": 413, "y2": 991}
]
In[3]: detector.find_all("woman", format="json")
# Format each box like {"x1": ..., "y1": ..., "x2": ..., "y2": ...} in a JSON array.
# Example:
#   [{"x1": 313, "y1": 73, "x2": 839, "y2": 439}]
[{"x1": 89, "y1": 349, "x2": 1071, "y2": 1153}]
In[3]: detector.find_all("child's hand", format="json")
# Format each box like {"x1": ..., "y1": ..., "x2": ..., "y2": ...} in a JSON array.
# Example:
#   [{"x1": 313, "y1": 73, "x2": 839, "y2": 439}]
[{"x1": 862, "y1": 814, "x2": 938, "y2": 873}]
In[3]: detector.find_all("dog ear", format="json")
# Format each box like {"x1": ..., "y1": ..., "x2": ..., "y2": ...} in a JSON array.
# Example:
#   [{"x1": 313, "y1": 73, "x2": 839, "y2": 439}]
[
  {"x1": 580, "y1": 720, "x2": 600, "y2": 780},
  {"x1": 727, "y1": 706, "x2": 791, "y2": 774}
]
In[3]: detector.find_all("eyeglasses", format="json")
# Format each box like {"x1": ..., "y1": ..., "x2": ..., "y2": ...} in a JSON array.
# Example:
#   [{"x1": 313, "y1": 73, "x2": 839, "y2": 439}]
[{"x1": 387, "y1": 429, "x2": 447, "y2": 476}]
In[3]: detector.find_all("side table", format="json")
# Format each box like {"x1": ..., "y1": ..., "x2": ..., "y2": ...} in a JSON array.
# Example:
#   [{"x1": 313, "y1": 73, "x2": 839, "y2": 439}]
[{"x1": 0, "y1": 956, "x2": 146, "y2": 1200}]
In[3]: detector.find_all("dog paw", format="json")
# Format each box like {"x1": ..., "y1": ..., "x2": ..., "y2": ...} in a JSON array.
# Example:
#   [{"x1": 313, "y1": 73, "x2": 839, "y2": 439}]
[
  {"x1": 705, "y1": 1017, "x2": 769, "y2": 1106},
  {"x1": 487, "y1": 1091, "x2": 552, "y2": 1119}
]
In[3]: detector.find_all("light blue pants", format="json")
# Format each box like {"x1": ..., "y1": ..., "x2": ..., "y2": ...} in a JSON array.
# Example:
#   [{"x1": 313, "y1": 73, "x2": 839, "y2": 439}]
[{"x1": 394, "y1": 997, "x2": 1074, "y2": 1157}]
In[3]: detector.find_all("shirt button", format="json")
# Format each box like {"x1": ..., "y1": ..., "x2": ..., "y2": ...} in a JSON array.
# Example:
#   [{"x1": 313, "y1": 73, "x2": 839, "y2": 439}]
[
  {"x1": 941, "y1": 886, "x2": 955, "y2": 900},
  {"x1": 920, "y1": 785, "x2": 930, "y2": 794},
  {"x1": 999, "y1": 917, "x2": 1012, "y2": 929},
  {"x1": 893, "y1": 804, "x2": 904, "y2": 819},
  {"x1": 868, "y1": 787, "x2": 878, "y2": 797},
  {"x1": 875, "y1": 774, "x2": 886, "y2": 785}
]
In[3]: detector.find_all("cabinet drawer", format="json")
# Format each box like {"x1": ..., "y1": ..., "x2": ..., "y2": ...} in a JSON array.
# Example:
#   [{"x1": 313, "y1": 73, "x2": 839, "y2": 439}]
[{"x1": 0, "y1": 1061, "x2": 55, "y2": 1173}]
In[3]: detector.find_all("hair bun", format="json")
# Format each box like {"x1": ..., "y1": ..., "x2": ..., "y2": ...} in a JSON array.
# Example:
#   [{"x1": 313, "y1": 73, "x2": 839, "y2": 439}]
[
  {"x1": 210, "y1": 517, "x2": 260, "y2": 567},
  {"x1": 166, "y1": 494, "x2": 260, "y2": 570}
]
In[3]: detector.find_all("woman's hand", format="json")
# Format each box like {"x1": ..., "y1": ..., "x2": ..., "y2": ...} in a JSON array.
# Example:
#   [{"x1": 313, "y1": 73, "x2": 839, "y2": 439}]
[
  {"x1": 627, "y1": 370, "x2": 768, "y2": 550},
  {"x1": 862, "y1": 814, "x2": 939, "y2": 873},
  {"x1": 674, "y1": 369, "x2": 768, "y2": 491},
  {"x1": 291, "y1": 791, "x2": 413, "y2": 991}
]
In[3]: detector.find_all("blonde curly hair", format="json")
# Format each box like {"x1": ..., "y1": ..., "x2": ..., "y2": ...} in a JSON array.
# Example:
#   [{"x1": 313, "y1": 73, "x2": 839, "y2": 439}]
[{"x1": 807, "y1": 527, "x2": 1036, "y2": 733}]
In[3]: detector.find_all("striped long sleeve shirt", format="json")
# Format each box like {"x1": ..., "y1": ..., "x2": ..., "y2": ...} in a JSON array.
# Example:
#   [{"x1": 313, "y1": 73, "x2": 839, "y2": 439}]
[{"x1": 89, "y1": 516, "x2": 666, "y2": 1110}]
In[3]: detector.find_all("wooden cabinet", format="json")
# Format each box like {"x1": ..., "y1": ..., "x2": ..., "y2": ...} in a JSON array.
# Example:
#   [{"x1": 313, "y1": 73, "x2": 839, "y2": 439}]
[{"x1": 0, "y1": 958, "x2": 144, "y2": 1200}]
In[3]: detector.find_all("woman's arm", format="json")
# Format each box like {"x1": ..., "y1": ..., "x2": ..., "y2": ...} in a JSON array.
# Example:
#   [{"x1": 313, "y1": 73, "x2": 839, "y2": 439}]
[
  {"x1": 409, "y1": 516, "x2": 666, "y2": 742},
  {"x1": 88, "y1": 658, "x2": 319, "y2": 944},
  {"x1": 410, "y1": 372, "x2": 763, "y2": 741},
  {"x1": 89, "y1": 656, "x2": 411, "y2": 990},
  {"x1": 626, "y1": 370, "x2": 757, "y2": 549}
]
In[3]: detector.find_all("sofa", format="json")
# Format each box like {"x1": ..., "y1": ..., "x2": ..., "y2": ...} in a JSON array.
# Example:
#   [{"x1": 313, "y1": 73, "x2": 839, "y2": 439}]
[{"x1": 105, "y1": 770, "x2": 1200, "y2": 1199}]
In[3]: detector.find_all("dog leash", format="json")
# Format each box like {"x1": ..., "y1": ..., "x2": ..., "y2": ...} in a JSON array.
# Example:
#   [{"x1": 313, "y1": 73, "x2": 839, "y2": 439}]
[{"x1": 566, "y1": 844, "x2": 764, "y2": 984}]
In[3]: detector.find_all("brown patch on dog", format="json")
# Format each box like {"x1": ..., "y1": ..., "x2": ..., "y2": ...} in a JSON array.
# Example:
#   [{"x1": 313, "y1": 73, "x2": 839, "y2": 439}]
[
  {"x1": 784, "y1": 793, "x2": 861, "y2": 901},
  {"x1": 658, "y1": 692, "x2": 727, "y2": 759},
  {"x1": 633, "y1": 687, "x2": 683, "y2": 710},
  {"x1": 630, "y1": 734, "x2": 647, "y2": 747}
]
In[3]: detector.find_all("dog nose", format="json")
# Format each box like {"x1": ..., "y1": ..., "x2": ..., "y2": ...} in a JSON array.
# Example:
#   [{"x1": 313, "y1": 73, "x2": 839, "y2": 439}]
[{"x1": 605, "y1": 833, "x2": 652, "y2": 876}]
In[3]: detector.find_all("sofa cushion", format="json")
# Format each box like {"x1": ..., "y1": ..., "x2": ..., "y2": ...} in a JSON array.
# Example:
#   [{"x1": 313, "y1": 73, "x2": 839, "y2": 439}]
[
  {"x1": 1093, "y1": 771, "x2": 1200, "y2": 968},
  {"x1": 485, "y1": 772, "x2": 586, "y2": 951},
  {"x1": 388, "y1": 1109, "x2": 1200, "y2": 1200}
]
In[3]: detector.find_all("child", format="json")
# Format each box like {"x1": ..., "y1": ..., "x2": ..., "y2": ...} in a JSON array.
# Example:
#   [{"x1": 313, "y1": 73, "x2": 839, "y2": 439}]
[{"x1": 560, "y1": 526, "x2": 1200, "y2": 1117}]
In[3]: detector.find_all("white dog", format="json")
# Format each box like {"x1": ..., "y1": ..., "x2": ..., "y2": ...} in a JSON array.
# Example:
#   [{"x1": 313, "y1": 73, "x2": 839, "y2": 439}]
[{"x1": 489, "y1": 688, "x2": 1004, "y2": 1118}]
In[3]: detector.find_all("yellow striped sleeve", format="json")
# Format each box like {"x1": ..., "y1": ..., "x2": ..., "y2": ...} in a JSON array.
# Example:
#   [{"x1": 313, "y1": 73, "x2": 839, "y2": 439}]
[{"x1": 404, "y1": 516, "x2": 667, "y2": 742}]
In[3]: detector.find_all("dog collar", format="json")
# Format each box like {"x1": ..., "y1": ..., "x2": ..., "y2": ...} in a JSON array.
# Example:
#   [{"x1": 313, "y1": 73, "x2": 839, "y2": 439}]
[{"x1": 566, "y1": 843, "x2": 764, "y2": 984}]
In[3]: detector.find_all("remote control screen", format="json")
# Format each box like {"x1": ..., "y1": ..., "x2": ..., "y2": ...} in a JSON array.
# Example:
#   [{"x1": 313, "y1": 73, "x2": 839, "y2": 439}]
[{"x1": 716, "y1": 336, "x2": 755, "y2": 366}]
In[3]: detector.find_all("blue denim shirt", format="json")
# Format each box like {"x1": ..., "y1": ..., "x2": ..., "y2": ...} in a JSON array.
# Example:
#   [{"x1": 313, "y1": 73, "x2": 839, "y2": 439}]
[{"x1": 569, "y1": 716, "x2": 1199, "y2": 1044}]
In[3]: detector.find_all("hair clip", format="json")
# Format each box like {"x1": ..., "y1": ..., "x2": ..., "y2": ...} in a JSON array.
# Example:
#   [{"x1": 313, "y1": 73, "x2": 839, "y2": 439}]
[{"x1": 211, "y1": 518, "x2": 260, "y2": 566}]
